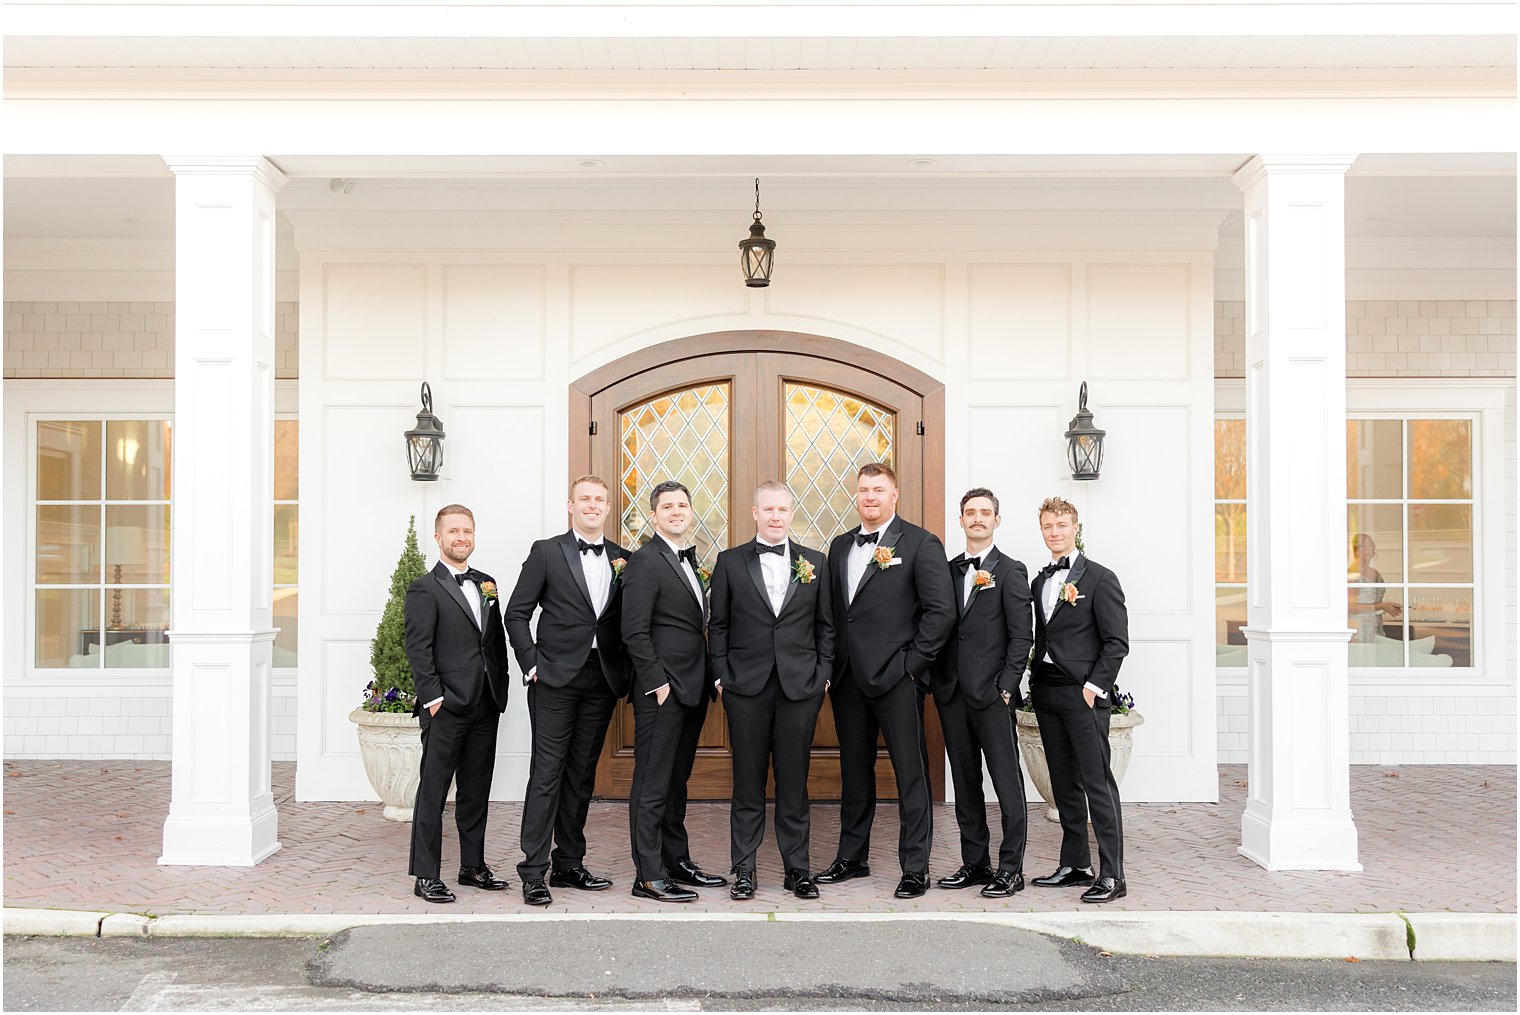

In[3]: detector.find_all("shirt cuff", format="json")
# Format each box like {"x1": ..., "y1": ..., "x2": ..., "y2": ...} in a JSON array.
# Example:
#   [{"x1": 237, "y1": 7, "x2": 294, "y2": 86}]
[
  {"x1": 423, "y1": 696, "x2": 444, "y2": 709},
  {"x1": 1084, "y1": 682, "x2": 1107, "y2": 699}
]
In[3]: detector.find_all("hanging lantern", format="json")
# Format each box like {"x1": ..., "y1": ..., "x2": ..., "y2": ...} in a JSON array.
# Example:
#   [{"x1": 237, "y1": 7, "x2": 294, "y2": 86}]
[
  {"x1": 1065, "y1": 382, "x2": 1106, "y2": 481},
  {"x1": 405, "y1": 382, "x2": 446, "y2": 481},
  {"x1": 738, "y1": 177, "x2": 776, "y2": 288}
]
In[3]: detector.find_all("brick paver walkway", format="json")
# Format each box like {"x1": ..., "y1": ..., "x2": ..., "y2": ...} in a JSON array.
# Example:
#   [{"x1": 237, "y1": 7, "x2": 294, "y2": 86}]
[{"x1": 2, "y1": 762, "x2": 1513, "y2": 916}]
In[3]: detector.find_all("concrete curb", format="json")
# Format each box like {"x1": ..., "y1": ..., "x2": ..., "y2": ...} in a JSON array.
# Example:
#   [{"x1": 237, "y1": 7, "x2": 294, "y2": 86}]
[{"x1": 4, "y1": 907, "x2": 1514, "y2": 961}]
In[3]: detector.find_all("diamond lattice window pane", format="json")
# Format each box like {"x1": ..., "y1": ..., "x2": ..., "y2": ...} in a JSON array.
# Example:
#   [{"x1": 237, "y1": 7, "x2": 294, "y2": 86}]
[
  {"x1": 784, "y1": 383, "x2": 896, "y2": 551},
  {"x1": 618, "y1": 383, "x2": 731, "y2": 563}
]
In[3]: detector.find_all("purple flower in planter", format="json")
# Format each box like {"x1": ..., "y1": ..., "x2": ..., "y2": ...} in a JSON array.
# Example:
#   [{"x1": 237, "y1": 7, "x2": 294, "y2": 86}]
[{"x1": 384, "y1": 687, "x2": 400, "y2": 703}]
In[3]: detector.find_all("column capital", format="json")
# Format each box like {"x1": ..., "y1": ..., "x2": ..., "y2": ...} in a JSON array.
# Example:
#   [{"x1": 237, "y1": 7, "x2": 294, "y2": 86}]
[
  {"x1": 1232, "y1": 154, "x2": 1359, "y2": 192},
  {"x1": 161, "y1": 155, "x2": 288, "y2": 193}
]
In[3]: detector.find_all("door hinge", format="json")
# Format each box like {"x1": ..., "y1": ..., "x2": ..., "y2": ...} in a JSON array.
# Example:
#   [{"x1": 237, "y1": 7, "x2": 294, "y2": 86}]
[
  {"x1": 589, "y1": 421, "x2": 598, "y2": 436},
  {"x1": 916, "y1": 421, "x2": 925, "y2": 436}
]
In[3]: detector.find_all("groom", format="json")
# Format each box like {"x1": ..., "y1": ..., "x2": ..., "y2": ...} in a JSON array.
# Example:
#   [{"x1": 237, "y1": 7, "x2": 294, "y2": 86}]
[{"x1": 404, "y1": 504, "x2": 511, "y2": 903}]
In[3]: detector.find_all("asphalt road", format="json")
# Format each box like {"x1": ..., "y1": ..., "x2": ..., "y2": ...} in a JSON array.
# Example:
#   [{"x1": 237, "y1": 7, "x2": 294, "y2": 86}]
[{"x1": 3, "y1": 925, "x2": 1514, "y2": 1012}]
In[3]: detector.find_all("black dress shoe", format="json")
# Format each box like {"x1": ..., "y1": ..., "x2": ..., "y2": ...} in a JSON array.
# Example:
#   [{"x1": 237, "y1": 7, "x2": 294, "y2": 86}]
[
  {"x1": 893, "y1": 871, "x2": 929, "y2": 899},
  {"x1": 783, "y1": 869, "x2": 820, "y2": 900},
  {"x1": 522, "y1": 879, "x2": 553, "y2": 906},
  {"x1": 936, "y1": 863, "x2": 995, "y2": 889},
  {"x1": 729, "y1": 867, "x2": 756, "y2": 900},
  {"x1": 814, "y1": 857, "x2": 871, "y2": 884},
  {"x1": 980, "y1": 869, "x2": 1026, "y2": 898},
  {"x1": 666, "y1": 858, "x2": 727, "y2": 887},
  {"x1": 1080, "y1": 876, "x2": 1127, "y2": 904},
  {"x1": 414, "y1": 877, "x2": 456, "y2": 903},
  {"x1": 631, "y1": 878, "x2": 698, "y2": 903},
  {"x1": 458, "y1": 865, "x2": 510, "y2": 891},
  {"x1": 549, "y1": 866, "x2": 613, "y2": 891},
  {"x1": 1032, "y1": 865, "x2": 1094, "y2": 888}
]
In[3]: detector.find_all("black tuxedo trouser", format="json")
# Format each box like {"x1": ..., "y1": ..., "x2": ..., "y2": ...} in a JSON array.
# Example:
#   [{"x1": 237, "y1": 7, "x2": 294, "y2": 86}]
[
  {"x1": 409, "y1": 695, "x2": 500, "y2": 879},
  {"x1": 1031, "y1": 680, "x2": 1125, "y2": 878},
  {"x1": 936, "y1": 692, "x2": 1028, "y2": 871},
  {"x1": 517, "y1": 655, "x2": 619, "y2": 882},
  {"x1": 722, "y1": 670, "x2": 825, "y2": 874},
  {"x1": 829, "y1": 668, "x2": 934, "y2": 873},
  {"x1": 628, "y1": 689, "x2": 709, "y2": 882}
]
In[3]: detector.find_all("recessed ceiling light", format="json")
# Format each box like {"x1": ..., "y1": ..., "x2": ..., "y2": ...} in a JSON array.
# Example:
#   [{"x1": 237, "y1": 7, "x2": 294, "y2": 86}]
[
  {"x1": 121, "y1": 218, "x2": 143, "y2": 225},
  {"x1": 908, "y1": 158, "x2": 937, "y2": 168},
  {"x1": 576, "y1": 159, "x2": 605, "y2": 169}
]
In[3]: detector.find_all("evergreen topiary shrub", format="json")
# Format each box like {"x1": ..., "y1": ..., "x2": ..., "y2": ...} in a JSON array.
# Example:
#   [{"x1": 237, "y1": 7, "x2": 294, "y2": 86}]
[{"x1": 363, "y1": 515, "x2": 427, "y2": 713}]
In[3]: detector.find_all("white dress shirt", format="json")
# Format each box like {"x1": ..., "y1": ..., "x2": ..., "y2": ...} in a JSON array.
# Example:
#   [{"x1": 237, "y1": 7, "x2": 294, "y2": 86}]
[
  {"x1": 961, "y1": 544, "x2": 994, "y2": 608},
  {"x1": 756, "y1": 537, "x2": 789, "y2": 615},
  {"x1": 423, "y1": 558, "x2": 479, "y2": 710},
  {"x1": 650, "y1": 532, "x2": 703, "y2": 697},
  {"x1": 1040, "y1": 550, "x2": 1106, "y2": 700},
  {"x1": 845, "y1": 514, "x2": 896, "y2": 604},
  {"x1": 529, "y1": 534, "x2": 610, "y2": 683}
]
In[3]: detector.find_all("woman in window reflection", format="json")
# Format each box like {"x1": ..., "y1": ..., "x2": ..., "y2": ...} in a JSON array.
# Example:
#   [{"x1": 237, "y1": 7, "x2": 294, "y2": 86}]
[{"x1": 1348, "y1": 533, "x2": 1400, "y2": 642}]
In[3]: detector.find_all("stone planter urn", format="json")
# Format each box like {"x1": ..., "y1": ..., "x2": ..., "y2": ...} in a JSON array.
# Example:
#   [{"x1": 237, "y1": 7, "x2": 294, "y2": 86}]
[
  {"x1": 1014, "y1": 707, "x2": 1145, "y2": 822},
  {"x1": 349, "y1": 707, "x2": 423, "y2": 822}
]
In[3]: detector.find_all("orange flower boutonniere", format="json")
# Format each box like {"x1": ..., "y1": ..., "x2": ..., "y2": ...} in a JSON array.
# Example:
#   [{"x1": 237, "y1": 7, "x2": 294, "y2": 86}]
[
  {"x1": 479, "y1": 580, "x2": 498, "y2": 603},
  {"x1": 969, "y1": 569, "x2": 996, "y2": 600},
  {"x1": 792, "y1": 556, "x2": 816, "y2": 585},
  {"x1": 872, "y1": 545, "x2": 902, "y2": 570},
  {"x1": 610, "y1": 557, "x2": 627, "y2": 582},
  {"x1": 696, "y1": 564, "x2": 713, "y2": 591},
  {"x1": 1060, "y1": 581, "x2": 1083, "y2": 607}
]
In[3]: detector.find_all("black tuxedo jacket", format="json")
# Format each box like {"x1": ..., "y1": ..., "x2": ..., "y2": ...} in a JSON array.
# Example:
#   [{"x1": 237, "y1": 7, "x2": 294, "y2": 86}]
[
  {"x1": 620, "y1": 536, "x2": 713, "y2": 708},
  {"x1": 827, "y1": 515, "x2": 956, "y2": 697},
  {"x1": 709, "y1": 540, "x2": 834, "y2": 700},
  {"x1": 504, "y1": 531, "x2": 632, "y2": 696},
  {"x1": 932, "y1": 547, "x2": 1035, "y2": 708},
  {"x1": 1030, "y1": 553, "x2": 1130, "y2": 696},
  {"x1": 403, "y1": 561, "x2": 510, "y2": 716}
]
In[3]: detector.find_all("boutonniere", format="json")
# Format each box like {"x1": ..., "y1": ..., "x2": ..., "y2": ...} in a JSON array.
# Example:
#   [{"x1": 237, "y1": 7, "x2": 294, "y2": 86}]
[
  {"x1": 610, "y1": 557, "x2": 627, "y2": 582},
  {"x1": 1060, "y1": 581, "x2": 1084, "y2": 607},
  {"x1": 792, "y1": 556, "x2": 816, "y2": 585},
  {"x1": 479, "y1": 580, "x2": 498, "y2": 603},
  {"x1": 872, "y1": 544, "x2": 902, "y2": 570},
  {"x1": 696, "y1": 564, "x2": 712, "y2": 591},
  {"x1": 969, "y1": 569, "x2": 996, "y2": 599}
]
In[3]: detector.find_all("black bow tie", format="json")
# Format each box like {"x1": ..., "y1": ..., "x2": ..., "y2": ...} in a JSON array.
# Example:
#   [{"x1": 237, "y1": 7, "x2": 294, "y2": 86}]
[
  {"x1": 953, "y1": 556, "x2": 981, "y2": 572},
  {"x1": 1039, "y1": 557, "x2": 1071, "y2": 580},
  {"x1": 576, "y1": 539, "x2": 604, "y2": 556},
  {"x1": 755, "y1": 541, "x2": 785, "y2": 556},
  {"x1": 855, "y1": 530, "x2": 880, "y2": 547},
  {"x1": 454, "y1": 569, "x2": 484, "y2": 587},
  {"x1": 677, "y1": 546, "x2": 698, "y2": 568}
]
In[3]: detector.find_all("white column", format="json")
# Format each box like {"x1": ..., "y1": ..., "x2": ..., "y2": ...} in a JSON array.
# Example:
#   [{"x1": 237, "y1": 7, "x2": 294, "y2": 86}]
[
  {"x1": 1233, "y1": 155, "x2": 1361, "y2": 871},
  {"x1": 159, "y1": 156, "x2": 287, "y2": 866}
]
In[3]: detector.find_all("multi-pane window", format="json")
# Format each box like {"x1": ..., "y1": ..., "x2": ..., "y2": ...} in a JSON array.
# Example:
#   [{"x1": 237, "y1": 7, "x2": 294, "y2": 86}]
[
  {"x1": 33, "y1": 417, "x2": 300, "y2": 671},
  {"x1": 35, "y1": 419, "x2": 172, "y2": 669},
  {"x1": 1214, "y1": 415, "x2": 1476, "y2": 670}
]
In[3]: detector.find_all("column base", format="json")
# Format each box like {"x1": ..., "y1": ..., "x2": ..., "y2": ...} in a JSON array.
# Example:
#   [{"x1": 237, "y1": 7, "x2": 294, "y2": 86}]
[
  {"x1": 159, "y1": 796, "x2": 281, "y2": 867},
  {"x1": 1239, "y1": 801, "x2": 1362, "y2": 872}
]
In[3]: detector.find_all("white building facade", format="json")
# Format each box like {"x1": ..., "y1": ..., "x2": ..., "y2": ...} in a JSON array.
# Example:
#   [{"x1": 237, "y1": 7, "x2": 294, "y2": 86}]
[{"x1": 3, "y1": 2, "x2": 1514, "y2": 871}]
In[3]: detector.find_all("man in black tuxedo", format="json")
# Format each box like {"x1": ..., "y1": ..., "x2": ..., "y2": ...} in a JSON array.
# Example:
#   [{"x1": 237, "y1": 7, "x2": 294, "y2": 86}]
[
  {"x1": 1028, "y1": 496, "x2": 1131, "y2": 903},
  {"x1": 932, "y1": 488, "x2": 1034, "y2": 898},
  {"x1": 505, "y1": 475, "x2": 631, "y2": 906},
  {"x1": 404, "y1": 504, "x2": 511, "y2": 903},
  {"x1": 817, "y1": 462, "x2": 955, "y2": 899},
  {"x1": 621, "y1": 480, "x2": 727, "y2": 902},
  {"x1": 709, "y1": 481, "x2": 834, "y2": 901}
]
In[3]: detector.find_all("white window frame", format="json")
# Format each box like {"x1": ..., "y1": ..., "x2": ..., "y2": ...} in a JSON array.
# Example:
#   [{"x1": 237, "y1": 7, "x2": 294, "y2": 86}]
[
  {"x1": 3, "y1": 379, "x2": 299, "y2": 693},
  {"x1": 1215, "y1": 378, "x2": 1510, "y2": 696}
]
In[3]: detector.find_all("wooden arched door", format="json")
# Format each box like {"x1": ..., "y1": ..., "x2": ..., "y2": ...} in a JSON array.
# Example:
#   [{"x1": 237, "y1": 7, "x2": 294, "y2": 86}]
[{"x1": 571, "y1": 332, "x2": 946, "y2": 801}]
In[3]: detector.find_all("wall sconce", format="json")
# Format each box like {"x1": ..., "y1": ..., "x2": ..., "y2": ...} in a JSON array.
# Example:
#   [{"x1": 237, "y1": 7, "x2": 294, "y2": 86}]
[
  {"x1": 1065, "y1": 382, "x2": 1106, "y2": 481},
  {"x1": 405, "y1": 382, "x2": 446, "y2": 481},
  {"x1": 738, "y1": 177, "x2": 776, "y2": 288}
]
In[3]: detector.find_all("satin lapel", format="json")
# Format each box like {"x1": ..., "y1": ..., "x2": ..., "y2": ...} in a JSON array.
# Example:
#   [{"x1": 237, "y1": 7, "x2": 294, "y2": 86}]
[
  {"x1": 598, "y1": 542, "x2": 625, "y2": 619},
  {"x1": 1032, "y1": 571, "x2": 1049, "y2": 634},
  {"x1": 852, "y1": 515, "x2": 901, "y2": 603},
  {"x1": 744, "y1": 545, "x2": 773, "y2": 614},
  {"x1": 837, "y1": 530, "x2": 857, "y2": 605},
  {"x1": 1048, "y1": 556, "x2": 1087, "y2": 628},
  {"x1": 434, "y1": 565, "x2": 481, "y2": 631},
  {"x1": 951, "y1": 553, "x2": 969, "y2": 618},
  {"x1": 661, "y1": 545, "x2": 705, "y2": 619},
  {"x1": 560, "y1": 535, "x2": 597, "y2": 614},
  {"x1": 779, "y1": 546, "x2": 802, "y2": 615}
]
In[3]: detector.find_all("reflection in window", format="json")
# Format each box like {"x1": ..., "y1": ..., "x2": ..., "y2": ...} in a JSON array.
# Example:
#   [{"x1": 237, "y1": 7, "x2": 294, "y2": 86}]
[
  {"x1": 34, "y1": 420, "x2": 172, "y2": 670},
  {"x1": 618, "y1": 384, "x2": 731, "y2": 563},
  {"x1": 784, "y1": 383, "x2": 895, "y2": 552},
  {"x1": 1213, "y1": 419, "x2": 1247, "y2": 666},
  {"x1": 273, "y1": 418, "x2": 300, "y2": 667}
]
